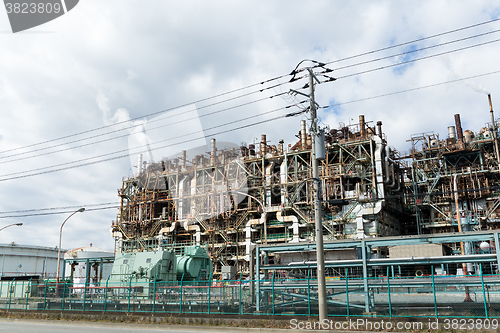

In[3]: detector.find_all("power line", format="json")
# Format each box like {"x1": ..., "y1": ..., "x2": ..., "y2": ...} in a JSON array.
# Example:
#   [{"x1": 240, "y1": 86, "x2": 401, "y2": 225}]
[
  {"x1": 0, "y1": 202, "x2": 120, "y2": 214},
  {"x1": 0, "y1": 81, "x2": 290, "y2": 155},
  {"x1": 5, "y1": 28, "x2": 498, "y2": 164},
  {"x1": 332, "y1": 28, "x2": 500, "y2": 73},
  {"x1": 0, "y1": 92, "x2": 287, "y2": 164},
  {"x1": 3, "y1": 17, "x2": 498, "y2": 157},
  {"x1": 324, "y1": 17, "x2": 500, "y2": 66},
  {"x1": 321, "y1": 70, "x2": 500, "y2": 109},
  {"x1": 0, "y1": 104, "x2": 306, "y2": 181},
  {"x1": 0, "y1": 205, "x2": 120, "y2": 219},
  {"x1": 332, "y1": 37, "x2": 500, "y2": 81}
]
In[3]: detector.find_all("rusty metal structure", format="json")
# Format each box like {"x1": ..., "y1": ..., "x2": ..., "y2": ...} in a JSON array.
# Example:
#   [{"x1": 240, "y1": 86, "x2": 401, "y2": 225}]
[
  {"x1": 403, "y1": 95, "x2": 500, "y2": 264},
  {"x1": 111, "y1": 116, "x2": 407, "y2": 278}
]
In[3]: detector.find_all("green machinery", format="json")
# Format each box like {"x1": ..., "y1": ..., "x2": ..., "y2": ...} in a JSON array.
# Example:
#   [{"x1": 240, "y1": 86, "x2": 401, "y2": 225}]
[{"x1": 108, "y1": 245, "x2": 212, "y2": 295}]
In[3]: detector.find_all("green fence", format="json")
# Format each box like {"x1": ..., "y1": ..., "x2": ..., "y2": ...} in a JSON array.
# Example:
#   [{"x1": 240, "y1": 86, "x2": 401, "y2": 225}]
[{"x1": 1, "y1": 267, "x2": 500, "y2": 318}]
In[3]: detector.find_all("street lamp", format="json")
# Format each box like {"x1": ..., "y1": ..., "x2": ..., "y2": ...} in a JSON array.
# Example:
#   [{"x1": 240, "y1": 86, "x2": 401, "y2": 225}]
[
  {"x1": 0, "y1": 223, "x2": 23, "y2": 232},
  {"x1": 56, "y1": 208, "x2": 85, "y2": 282}
]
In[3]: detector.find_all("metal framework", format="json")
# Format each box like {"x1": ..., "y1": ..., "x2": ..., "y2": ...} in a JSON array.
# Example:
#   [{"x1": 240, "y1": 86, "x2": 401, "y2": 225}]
[{"x1": 111, "y1": 116, "x2": 406, "y2": 277}]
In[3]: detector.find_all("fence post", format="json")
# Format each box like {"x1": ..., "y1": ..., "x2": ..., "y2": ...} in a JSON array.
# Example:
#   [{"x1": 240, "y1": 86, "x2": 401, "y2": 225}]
[
  {"x1": 8, "y1": 278, "x2": 15, "y2": 310},
  {"x1": 431, "y1": 265, "x2": 437, "y2": 318},
  {"x1": 127, "y1": 275, "x2": 133, "y2": 313},
  {"x1": 62, "y1": 277, "x2": 67, "y2": 310},
  {"x1": 208, "y1": 272, "x2": 212, "y2": 314},
  {"x1": 239, "y1": 274, "x2": 243, "y2": 315},
  {"x1": 152, "y1": 274, "x2": 158, "y2": 314},
  {"x1": 25, "y1": 277, "x2": 32, "y2": 310},
  {"x1": 307, "y1": 270, "x2": 311, "y2": 316},
  {"x1": 104, "y1": 275, "x2": 110, "y2": 312},
  {"x1": 43, "y1": 279, "x2": 48, "y2": 310},
  {"x1": 480, "y1": 264, "x2": 488, "y2": 318},
  {"x1": 83, "y1": 273, "x2": 88, "y2": 312},
  {"x1": 345, "y1": 267, "x2": 349, "y2": 317},
  {"x1": 180, "y1": 273, "x2": 184, "y2": 314},
  {"x1": 386, "y1": 266, "x2": 392, "y2": 317},
  {"x1": 271, "y1": 271, "x2": 275, "y2": 316}
]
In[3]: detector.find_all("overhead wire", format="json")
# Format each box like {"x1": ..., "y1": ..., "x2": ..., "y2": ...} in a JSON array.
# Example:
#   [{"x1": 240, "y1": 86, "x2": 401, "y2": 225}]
[
  {"x1": 3, "y1": 17, "x2": 499, "y2": 157},
  {"x1": 321, "y1": 70, "x2": 500, "y2": 109},
  {"x1": 324, "y1": 17, "x2": 500, "y2": 66},
  {"x1": 0, "y1": 91, "x2": 288, "y2": 164},
  {"x1": 2, "y1": 18, "x2": 500, "y2": 182},
  {"x1": 0, "y1": 103, "x2": 307, "y2": 181}
]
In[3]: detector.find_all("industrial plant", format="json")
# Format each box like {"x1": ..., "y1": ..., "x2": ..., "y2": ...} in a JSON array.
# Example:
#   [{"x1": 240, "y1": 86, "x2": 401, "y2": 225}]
[{"x1": 108, "y1": 94, "x2": 500, "y2": 280}]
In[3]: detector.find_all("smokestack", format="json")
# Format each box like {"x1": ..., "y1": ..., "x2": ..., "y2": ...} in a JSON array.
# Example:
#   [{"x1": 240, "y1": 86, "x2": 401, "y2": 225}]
[
  {"x1": 376, "y1": 121, "x2": 383, "y2": 138},
  {"x1": 488, "y1": 94, "x2": 500, "y2": 164},
  {"x1": 454, "y1": 114, "x2": 464, "y2": 145},
  {"x1": 359, "y1": 115, "x2": 366, "y2": 138},
  {"x1": 260, "y1": 134, "x2": 267, "y2": 157},
  {"x1": 210, "y1": 138, "x2": 217, "y2": 166},
  {"x1": 300, "y1": 120, "x2": 307, "y2": 149},
  {"x1": 448, "y1": 126, "x2": 456, "y2": 139},
  {"x1": 181, "y1": 150, "x2": 186, "y2": 170},
  {"x1": 137, "y1": 154, "x2": 143, "y2": 176},
  {"x1": 278, "y1": 139, "x2": 284, "y2": 154}
]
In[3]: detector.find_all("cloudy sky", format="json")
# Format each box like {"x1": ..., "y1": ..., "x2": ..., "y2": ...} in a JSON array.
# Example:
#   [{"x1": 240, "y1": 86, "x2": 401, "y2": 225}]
[{"x1": 0, "y1": 1, "x2": 500, "y2": 252}]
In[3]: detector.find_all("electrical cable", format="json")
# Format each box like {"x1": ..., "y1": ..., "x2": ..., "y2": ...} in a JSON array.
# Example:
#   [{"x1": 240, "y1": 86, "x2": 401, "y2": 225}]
[
  {"x1": 0, "y1": 205, "x2": 121, "y2": 219},
  {"x1": 0, "y1": 104, "x2": 306, "y2": 181},
  {"x1": 3, "y1": 18, "x2": 499, "y2": 157},
  {"x1": 321, "y1": 70, "x2": 500, "y2": 109},
  {"x1": 324, "y1": 17, "x2": 500, "y2": 66},
  {"x1": 333, "y1": 37, "x2": 500, "y2": 81},
  {"x1": 0, "y1": 91, "x2": 287, "y2": 164}
]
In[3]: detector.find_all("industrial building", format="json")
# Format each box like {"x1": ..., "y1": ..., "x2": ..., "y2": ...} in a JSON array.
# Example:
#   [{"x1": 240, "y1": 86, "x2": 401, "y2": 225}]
[
  {"x1": 0, "y1": 243, "x2": 60, "y2": 278},
  {"x1": 111, "y1": 115, "x2": 408, "y2": 278},
  {"x1": 401, "y1": 95, "x2": 500, "y2": 273}
]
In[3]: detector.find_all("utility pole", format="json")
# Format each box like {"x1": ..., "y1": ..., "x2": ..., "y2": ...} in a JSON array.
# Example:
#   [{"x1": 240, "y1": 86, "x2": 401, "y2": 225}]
[{"x1": 308, "y1": 68, "x2": 328, "y2": 321}]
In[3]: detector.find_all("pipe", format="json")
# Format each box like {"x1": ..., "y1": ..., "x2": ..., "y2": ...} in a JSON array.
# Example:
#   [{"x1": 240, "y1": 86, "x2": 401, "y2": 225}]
[
  {"x1": 372, "y1": 136, "x2": 385, "y2": 199},
  {"x1": 260, "y1": 134, "x2": 267, "y2": 157},
  {"x1": 448, "y1": 126, "x2": 457, "y2": 140},
  {"x1": 488, "y1": 94, "x2": 500, "y2": 164},
  {"x1": 359, "y1": 115, "x2": 366, "y2": 138},
  {"x1": 181, "y1": 150, "x2": 186, "y2": 170},
  {"x1": 245, "y1": 218, "x2": 262, "y2": 261},
  {"x1": 278, "y1": 140, "x2": 284, "y2": 155},
  {"x1": 137, "y1": 154, "x2": 143, "y2": 176},
  {"x1": 276, "y1": 211, "x2": 302, "y2": 242},
  {"x1": 376, "y1": 121, "x2": 383, "y2": 139},
  {"x1": 300, "y1": 120, "x2": 307, "y2": 149},
  {"x1": 454, "y1": 114, "x2": 464, "y2": 148},
  {"x1": 159, "y1": 221, "x2": 178, "y2": 234},
  {"x1": 211, "y1": 138, "x2": 217, "y2": 166}
]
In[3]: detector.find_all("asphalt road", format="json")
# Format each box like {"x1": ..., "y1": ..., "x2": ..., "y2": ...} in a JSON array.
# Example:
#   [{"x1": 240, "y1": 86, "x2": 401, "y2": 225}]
[{"x1": 0, "y1": 319, "x2": 266, "y2": 333}]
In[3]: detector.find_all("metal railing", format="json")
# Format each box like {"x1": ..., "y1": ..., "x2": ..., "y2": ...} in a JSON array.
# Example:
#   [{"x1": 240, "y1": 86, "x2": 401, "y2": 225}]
[{"x1": 1, "y1": 269, "x2": 500, "y2": 319}]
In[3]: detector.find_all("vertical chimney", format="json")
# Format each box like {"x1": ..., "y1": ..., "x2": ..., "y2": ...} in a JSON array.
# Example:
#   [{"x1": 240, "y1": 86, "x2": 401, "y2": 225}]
[
  {"x1": 278, "y1": 139, "x2": 284, "y2": 154},
  {"x1": 488, "y1": 94, "x2": 500, "y2": 163},
  {"x1": 454, "y1": 114, "x2": 464, "y2": 146},
  {"x1": 182, "y1": 150, "x2": 186, "y2": 170},
  {"x1": 260, "y1": 134, "x2": 267, "y2": 157},
  {"x1": 300, "y1": 120, "x2": 307, "y2": 149},
  {"x1": 359, "y1": 115, "x2": 366, "y2": 138},
  {"x1": 376, "y1": 121, "x2": 383, "y2": 139},
  {"x1": 210, "y1": 139, "x2": 217, "y2": 166}
]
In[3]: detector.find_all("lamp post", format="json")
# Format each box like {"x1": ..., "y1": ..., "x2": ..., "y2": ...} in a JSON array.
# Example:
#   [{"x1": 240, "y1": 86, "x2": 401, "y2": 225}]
[
  {"x1": 0, "y1": 223, "x2": 23, "y2": 233},
  {"x1": 56, "y1": 208, "x2": 85, "y2": 282}
]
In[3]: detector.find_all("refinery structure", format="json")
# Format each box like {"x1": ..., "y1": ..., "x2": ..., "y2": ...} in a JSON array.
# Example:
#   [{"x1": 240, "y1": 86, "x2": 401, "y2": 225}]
[{"x1": 108, "y1": 94, "x2": 500, "y2": 279}]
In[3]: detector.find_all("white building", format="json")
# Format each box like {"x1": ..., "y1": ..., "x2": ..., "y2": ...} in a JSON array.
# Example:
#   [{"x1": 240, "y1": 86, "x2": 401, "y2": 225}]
[
  {"x1": 64, "y1": 246, "x2": 114, "y2": 289},
  {"x1": 0, "y1": 242, "x2": 61, "y2": 278}
]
